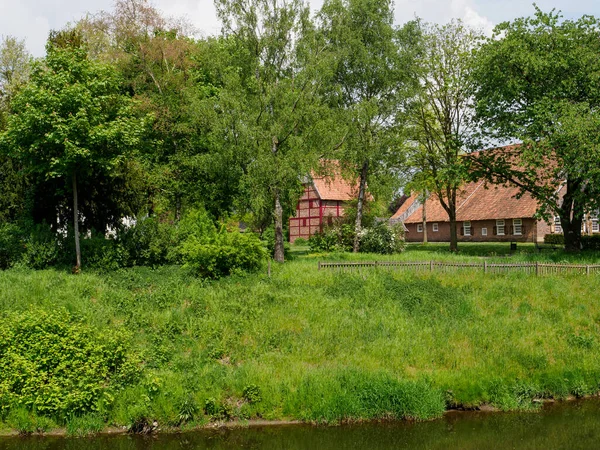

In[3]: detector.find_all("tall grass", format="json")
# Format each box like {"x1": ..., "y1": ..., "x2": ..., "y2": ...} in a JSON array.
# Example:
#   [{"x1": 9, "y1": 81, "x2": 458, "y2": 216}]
[{"x1": 1, "y1": 248, "x2": 600, "y2": 430}]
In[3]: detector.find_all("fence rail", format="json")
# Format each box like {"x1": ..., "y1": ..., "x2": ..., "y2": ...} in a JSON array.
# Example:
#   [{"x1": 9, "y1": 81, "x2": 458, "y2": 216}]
[{"x1": 317, "y1": 260, "x2": 600, "y2": 276}]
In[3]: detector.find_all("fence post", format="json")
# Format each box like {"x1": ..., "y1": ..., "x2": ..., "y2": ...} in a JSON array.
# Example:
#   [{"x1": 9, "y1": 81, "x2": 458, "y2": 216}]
[
  {"x1": 587, "y1": 265, "x2": 590, "y2": 276},
  {"x1": 318, "y1": 261, "x2": 321, "y2": 271},
  {"x1": 535, "y1": 262, "x2": 539, "y2": 276},
  {"x1": 430, "y1": 260, "x2": 433, "y2": 272},
  {"x1": 484, "y1": 261, "x2": 487, "y2": 274}
]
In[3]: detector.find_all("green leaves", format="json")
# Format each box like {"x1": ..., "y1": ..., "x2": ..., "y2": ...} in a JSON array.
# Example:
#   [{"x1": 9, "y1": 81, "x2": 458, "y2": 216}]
[{"x1": 0, "y1": 309, "x2": 140, "y2": 419}]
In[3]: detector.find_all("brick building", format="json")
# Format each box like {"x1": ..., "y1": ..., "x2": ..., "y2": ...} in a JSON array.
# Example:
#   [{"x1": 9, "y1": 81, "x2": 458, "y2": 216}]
[
  {"x1": 392, "y1": 181, "x2": 554, "y2": 243},
  {"x1": 289, "y1": 168, "x2": 359, "y2": 243}
]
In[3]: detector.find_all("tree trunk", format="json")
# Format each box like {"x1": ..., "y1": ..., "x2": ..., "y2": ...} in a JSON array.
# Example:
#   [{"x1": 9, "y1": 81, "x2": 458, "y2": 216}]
[
  {"x1": 560, "y1": 178, "x2": 583, "y2": 252},
  {"x1": 274, "y1": 190, "x2": 285, "y2": 263},
  {"x1": 353, "y1": 160, "x2": 369, "y2": 253},
  {"x1": 449, "y1": 207, "x2": 458, "y2": 252},
  {"x1": 422, "y1": 195, "x2": 428, "y2": 244},
  {"x1": 72, "y1": 172, "x2": 81, "y2": 271}
]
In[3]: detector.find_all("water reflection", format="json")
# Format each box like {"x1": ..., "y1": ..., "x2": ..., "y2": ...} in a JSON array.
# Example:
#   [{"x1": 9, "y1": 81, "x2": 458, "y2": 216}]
[{"x1": 1, "y1": 399, "x2": 599, "y2": 450}]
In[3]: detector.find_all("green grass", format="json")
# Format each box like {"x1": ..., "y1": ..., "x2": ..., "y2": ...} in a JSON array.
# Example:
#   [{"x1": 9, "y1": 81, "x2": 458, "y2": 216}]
[{"x1": 2, "y1": 245, "x2": 600, "y2": 431}]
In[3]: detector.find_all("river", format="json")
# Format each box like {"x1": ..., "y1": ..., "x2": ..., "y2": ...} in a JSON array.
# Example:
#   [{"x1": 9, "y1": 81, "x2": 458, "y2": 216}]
[{"x1": 1, "y1": 399, "x2": 599, "y2": 450}]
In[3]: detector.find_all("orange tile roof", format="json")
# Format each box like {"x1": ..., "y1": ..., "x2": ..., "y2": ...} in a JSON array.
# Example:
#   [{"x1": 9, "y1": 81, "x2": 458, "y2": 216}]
[
  {"x1": 394, "y1": 181, "x2": 540, "y2": 224},
  {"x1": 309, "y1": 161, "x2": 362, "y2": 201}
]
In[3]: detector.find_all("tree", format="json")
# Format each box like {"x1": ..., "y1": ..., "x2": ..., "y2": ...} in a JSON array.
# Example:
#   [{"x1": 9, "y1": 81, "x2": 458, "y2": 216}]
[
  {"x1": 319, "y1": 0, "x2": 419, "y2": 252},
  {"x1": 0, "y1": 36, "x2": 31, "y2": 222},
  {"x1": 214, "y1": 0, "x2": 334, "y2": 262},
  {"x1": 406, "y1": 20, "x2": 482, "y2": 252},
  {"x1": 1, "y1": 30, "x2": 149, "y2": 269},
  {"x1": 472, "y1": 8, "x2": 600, "y2": 252}
]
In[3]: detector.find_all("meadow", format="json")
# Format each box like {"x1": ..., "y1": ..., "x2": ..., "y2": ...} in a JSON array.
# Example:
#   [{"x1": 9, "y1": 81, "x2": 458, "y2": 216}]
[{"x1": 1, "y1": 242, "x2": 600, "y2": 434}]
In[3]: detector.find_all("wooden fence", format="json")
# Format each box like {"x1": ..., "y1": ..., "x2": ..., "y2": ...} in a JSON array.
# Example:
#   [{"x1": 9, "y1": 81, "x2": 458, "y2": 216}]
[{"x1": 317, "y1": 260, "x2": 600, "y2": 276}]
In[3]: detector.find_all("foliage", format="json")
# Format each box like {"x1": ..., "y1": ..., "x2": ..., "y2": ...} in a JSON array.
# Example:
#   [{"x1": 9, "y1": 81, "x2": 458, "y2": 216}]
[
  {"x1": 0, "y1": 29, "x2": 150, "y2": 268},
  {"x1": 406, "y1": 20, "x2": 483, "y2": 252},
  {"x1": 582, "y1": 235, "x2": 600, "y2": 251},
  {"x1": 214, "y1": 0, "x2": 337, "y2": 262},
  {"x1": 181, "y1": 229, "x2": 266, "y2": 279},
  {"x1": 318, "y1": 0, "x2": 420, "y2": 251},
  {"x1": 309, "y1": 220, "x2": 405, "y2": 254},
  {"x1": 544, "y1": 234, "x2": 564, "y2": 246},
  {"x1": 0, "y1": 309, "x2": 140, "y2": 419},
  {"x1": 472, "y1": 7, "x2": 600, "y2": 251},
  {"x1": 0, "y1": 223, "x2": 24, "y2": 270},
  {"x1": 358, "y1": 222, "x2": 405, "y2": 254}
]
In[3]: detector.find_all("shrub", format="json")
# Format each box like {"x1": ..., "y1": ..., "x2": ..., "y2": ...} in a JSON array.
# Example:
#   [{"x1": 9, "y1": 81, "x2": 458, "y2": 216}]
[
  {"x1": 0, "y1": 309, "x2": 141, "y2": 419},
  {"x1": 544, "y1": 234, "x2": 564, "y2": 245},
  {"x1": 359, "y1": 222, "x2": 405, "y2": 254},
  {"x1": 308, "y1": 221, "x2": 354, "y2": 252},
  {"x1": 118, "y1": 217, "x2": 180, "y2": 267},
  {"x1": 582, "y1": 235, "x2": 600, "y2": 251},
  {"x1": 181, "y1": 228, "x2": 266, "y2": 279},
  {"x1": 292, "y1": 237, "x2": 308, "y2": 246},
  {"x1": 0, "y1": 222, "x2": 24, "y2": 269},
  {"x1": 20, "y1": 223, "x2": 62, "y2": 269},
  {"x1": 261, "y1": 225, "x2": 291, "y2": 259}
]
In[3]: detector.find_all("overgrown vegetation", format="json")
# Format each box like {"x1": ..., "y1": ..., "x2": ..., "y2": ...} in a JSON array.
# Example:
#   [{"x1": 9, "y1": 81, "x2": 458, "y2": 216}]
[{"x1": 2, "y1": 245, "x2": 600, "y2": 433}]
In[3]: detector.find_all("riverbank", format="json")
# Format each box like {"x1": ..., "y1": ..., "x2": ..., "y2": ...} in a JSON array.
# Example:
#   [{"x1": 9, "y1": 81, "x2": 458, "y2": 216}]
[{"x1": 2, "y1": 245, "x2": 600, "y2": 435}]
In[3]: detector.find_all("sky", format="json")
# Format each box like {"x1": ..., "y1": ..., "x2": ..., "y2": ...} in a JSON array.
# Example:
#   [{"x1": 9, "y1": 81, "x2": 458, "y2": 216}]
[{"x1": 1, "y1": 0, "x2": 599, "y2": 57}]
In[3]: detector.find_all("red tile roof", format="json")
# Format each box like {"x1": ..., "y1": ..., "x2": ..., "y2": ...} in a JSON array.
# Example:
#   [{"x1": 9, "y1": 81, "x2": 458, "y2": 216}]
[
  {"x1": 310, "y1": 161, "x2": 361, "y2": 201},
  {"x1": 393, "y1": 181, "x2": 540, "y2": 224}
]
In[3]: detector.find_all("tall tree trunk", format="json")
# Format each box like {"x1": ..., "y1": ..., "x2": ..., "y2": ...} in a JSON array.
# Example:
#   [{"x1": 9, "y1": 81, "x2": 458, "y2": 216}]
[
  {"x1": 560, "y1": 178, "x2": 583, "y2": 252},
  {"x1": 448, "y1": 188, "x2": 458, "y2": 252},
  {"x1": 72, "y1": 172, "x2": 81, "y2": 270},
  {"x1": 274, "y1": 190, "x2": 285, "y2": 262},
  {"x1": 272, "y1": 136, "x2": 285, "y2": 263},
  {"x1": 353, "y1": 160, "x2": 369, "y2": 253},
  {"x1": 422, "y1": 195, "x2": 427, "y2": 244}
]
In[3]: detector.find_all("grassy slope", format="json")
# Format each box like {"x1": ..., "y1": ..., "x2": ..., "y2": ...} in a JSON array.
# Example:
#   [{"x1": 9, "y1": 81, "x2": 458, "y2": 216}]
[{"x1": 2, "y1": 243, "x2": 600, "y2": 431}]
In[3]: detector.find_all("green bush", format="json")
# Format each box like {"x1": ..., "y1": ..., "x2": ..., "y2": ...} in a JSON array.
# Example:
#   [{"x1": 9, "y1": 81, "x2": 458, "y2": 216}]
[
  {"x1": 20, "y1": 223, "x2": 62, "y2": 269},
  {"x1": 544, "y1": 234, "x2": 564, "y2": 245},
  {"x1": 308, "y1": 221, "x2": 354, "y2": 252},
  {"x1": 261, "y1": 225, "x2": 291, "y2": 258},
  {"x1": 359, "y1": 222, "x2": 405, "y2": 254},
  {"x1": 582, "y1": 235, "x2": 600, "y2": 250},
  {"x1": 182, "y1": 229, "x2": 266, "y2": 279},
  {"x1": 0, "y1": 222, "x2": 24, "y2": 269},
  {"x1": 292, "y1": 237, "x2": 308, "y2": 246},
  {"x1": 118, "y1": 217, "x2": 180, "y2": 267},
  {"x1": 0, "y1": 309, "x2": 141, "y2": 419}
]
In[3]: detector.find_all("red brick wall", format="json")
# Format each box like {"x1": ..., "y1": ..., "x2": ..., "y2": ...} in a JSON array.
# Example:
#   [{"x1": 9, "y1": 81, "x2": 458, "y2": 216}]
[{"x1": 405, "y1": 218, "x2": 541, "y2": 243}]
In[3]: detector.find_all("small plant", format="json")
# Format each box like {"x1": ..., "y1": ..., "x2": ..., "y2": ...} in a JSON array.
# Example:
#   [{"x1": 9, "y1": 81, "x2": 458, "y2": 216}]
[
  {"x1": 178, "y1": 396, "x2": 198, "y2": 424},
  {"x1": 242, "y1": 384, "x2": 262, "y2": 404}
]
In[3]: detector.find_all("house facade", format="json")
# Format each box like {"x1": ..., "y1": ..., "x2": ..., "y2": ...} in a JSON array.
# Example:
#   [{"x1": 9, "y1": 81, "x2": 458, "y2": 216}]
[
  {"x1": 289, "y1": 168, "x2": 358, "y2": 243},
  {"x1": 392, "y1": 181, "x2": 553, "y2": 243}
]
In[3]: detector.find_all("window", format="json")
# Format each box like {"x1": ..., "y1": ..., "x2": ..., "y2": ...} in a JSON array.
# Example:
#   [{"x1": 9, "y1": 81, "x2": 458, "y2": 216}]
[
  {"x1": 513, "y1": 218, "x2": 522, "y2": 236},
  {"x1": 592, "y1": 212, "x2": 599, "y2": 233},
  {"x1": 432, "y1": 223, "x2": 439, "y2": 232},
  {"x1": 496, "y1": 219, "x2": 505, "y2": 236},
  {"x1": 482, "y1": 227, "x2": 488, "y2": 236},
  {"x1": 463, "y1": 221, "x2": 471, "y2": 236},
  {"x1": 417, "y1": 224, "x2": 423, "y2": 233},
  {"x1": 554, "y1": 216, "x2": 562, "y2": 233}
]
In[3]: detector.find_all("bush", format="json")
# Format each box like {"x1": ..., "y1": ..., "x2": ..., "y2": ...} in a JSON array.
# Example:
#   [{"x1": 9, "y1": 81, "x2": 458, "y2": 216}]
[
  {"x1": 261, "y1": 225, "x2": 291, "y2": 259},
  {"x1": 118, "y1": 217, "x2": 181, "y2": 267},
  {"x1": 181, "y1": 229, "x2": 267, "y2": 279},
  {"x1": 359, "y1": 222, "x2": 405, "y2": 254},
  {"x1": 20, "y1": 223, "x2": 63, "y2": 269},
  {"x1": 0, "y1": 309, "x2": 141, "y2": 419},
  {"x1": 0, "y1": 223, "x2": 25, "y2": 269},
  {"x1": 308, "y1": 221, "x2": 354, "y2": 252},
  {"x1": 544, "y1": 234, "x2": 564, "y2": 245},
  {"x1": 292, "y1": 237, "x2": 308, "y2": 246},
  {"x1": 582, "y1": 235, "x2": 600, "y2": 251}
]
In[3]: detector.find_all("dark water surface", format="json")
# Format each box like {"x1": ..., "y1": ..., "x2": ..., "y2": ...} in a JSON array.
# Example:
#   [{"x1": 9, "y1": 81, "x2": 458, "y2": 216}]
[{"x1": 2, "y1": 399, "x2": 600, "y2": 450}]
